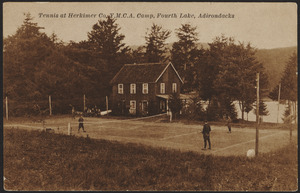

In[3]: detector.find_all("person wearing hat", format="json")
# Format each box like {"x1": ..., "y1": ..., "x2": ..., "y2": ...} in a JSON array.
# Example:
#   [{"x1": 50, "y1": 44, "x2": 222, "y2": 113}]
[
  {"x1": 201, "y1": 120, "x2": 211, "y2": 150},
  {"x1": 78, "y1": 115, "x2": 86, "y2": 132}
]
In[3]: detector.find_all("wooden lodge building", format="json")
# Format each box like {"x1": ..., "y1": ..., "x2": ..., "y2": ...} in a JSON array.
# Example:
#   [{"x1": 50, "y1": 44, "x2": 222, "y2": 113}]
[{"x1": 110, "y1": 62, "x2": 184, "y2": 116}]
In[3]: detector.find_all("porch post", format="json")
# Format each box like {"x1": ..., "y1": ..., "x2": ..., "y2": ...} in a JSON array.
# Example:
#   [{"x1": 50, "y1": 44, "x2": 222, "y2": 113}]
[{"x1": 166, "y1": 99, "x2": 169, "y2": 112}]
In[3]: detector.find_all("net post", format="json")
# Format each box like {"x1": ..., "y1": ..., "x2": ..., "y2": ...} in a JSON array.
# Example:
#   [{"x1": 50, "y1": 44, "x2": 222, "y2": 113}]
[
  {"x1": 255, "y1": 72, "x2": 259, "y2": 156},
  {"x1": 68, "y1": 122, "x2": 71, "y2": 135}
]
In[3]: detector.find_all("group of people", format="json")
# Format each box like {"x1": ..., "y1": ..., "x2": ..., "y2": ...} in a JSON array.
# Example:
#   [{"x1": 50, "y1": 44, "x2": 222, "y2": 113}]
[
  {"x1": 200, "y1": 117, "x2": 232, "y2": 150},
  {"x1": 77, "y1": 115, "x2": 233, "y2": 151}
]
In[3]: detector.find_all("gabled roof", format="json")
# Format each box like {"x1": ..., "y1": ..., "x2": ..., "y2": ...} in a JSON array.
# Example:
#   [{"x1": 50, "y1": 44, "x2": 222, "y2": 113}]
[
  {"x1": 156, "y1": 62, "x2": 184, "y2": 83},
  {"x1": 110, "y1": 62, "x2": 183, "y2": 84}
]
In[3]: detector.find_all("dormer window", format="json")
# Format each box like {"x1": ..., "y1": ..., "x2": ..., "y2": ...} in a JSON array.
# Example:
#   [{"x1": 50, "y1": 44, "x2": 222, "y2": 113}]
[
  {"x1": 160, "y1": 83, "x2": 165, "y2": 94},
  {"x1": 172, "y1": 83, "x2": 177, "y2": 93},
  {"x1": 130, "y1": 83, "x2": 136, "y2": 94},
  {"x1": 142, "y1": 83, "x2": 148, "y2": 94},
  {"x1": 118, "y1": 84, "x2": 123, "y2": 94}
]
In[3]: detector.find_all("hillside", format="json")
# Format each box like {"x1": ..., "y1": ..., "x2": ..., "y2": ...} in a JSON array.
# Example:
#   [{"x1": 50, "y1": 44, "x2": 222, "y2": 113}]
[{"x1": 255, "y1": 46, "x2": 297, "y2": 90}]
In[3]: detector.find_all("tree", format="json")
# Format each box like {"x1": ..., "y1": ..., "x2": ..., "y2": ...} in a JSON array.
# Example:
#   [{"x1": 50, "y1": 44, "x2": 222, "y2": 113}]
[
  {"x1": 282, "y1": 104, "x2": 293, "y2": 124},
  {"x1": 253, "y1": 99, "x2": 269, "y2": 123},
  {"x1": 197, "y1": 35, "x2": 237, "y2": 120},
  {"x1": 3, "y1": 13, "x2": 82, "y2": 115},
  {"x1": 130, "y1": 46, "x2": 148, "y2": 63},
  {"x1": 63, "y1": 40, "x2": 110, "y2": 97},
  {"x1": 280, "y1": 53, "x2": 297, "y2": 102},
  {"x1": 3, "y1": 13, "x2": 54, "y2": 101},
  {"x1": 259, "y1": 100, "x2": 269, "y2": 116},
  {"x1": 269, "y1": 84, "x2": 280, "y2": 101},
  {"x1": 198, "y1": 35, "x2": 232, "y2": 102},
  {"x1": 3, "y1": 13, "x2": 110, "y2": 116},
  {"x1": 280, "y1": 53, "x2": 297, "y2": 123},
  {"x1": 87, "y1": 16, "x2": 129, "y2": 77},
  {"x1": 216, "y1": 41, "x2": 268, "y2": 121},
  {"x1": 269, "y1": 52, "x2": 297, "y2": 102},
  {"x1": 244, "y1": 101, "x2": 253, "y2": 121},
  {"x1": 186, "y1": 97, "x2": 206, "y2": 121},
  {"x1": 145, "y1": 24, "x2": 171, "y2": 63},
  {"x1": 171, "y1": 23, "x2": 200, "y2": 92},
  {"x1": 196, "y1": 35, "x2": 269, "y2": 121},
  {"x1": 168, "y1": 93, "x2": 182, "y2": 119}
]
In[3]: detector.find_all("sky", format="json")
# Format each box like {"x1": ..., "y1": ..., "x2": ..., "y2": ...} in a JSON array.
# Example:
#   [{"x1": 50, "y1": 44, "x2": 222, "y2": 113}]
[{"x1": 3, "y1": 2, "x2": 297, "y2": 49}]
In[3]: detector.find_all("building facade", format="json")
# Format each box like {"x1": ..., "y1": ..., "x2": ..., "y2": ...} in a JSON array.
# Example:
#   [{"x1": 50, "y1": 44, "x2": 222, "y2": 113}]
[{"x1": 110, "y1": 62, "x2": 183, "y2": 116}]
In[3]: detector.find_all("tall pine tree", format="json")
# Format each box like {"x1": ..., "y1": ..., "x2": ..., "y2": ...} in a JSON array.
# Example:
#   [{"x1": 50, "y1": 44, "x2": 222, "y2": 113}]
[
  {"x1": 88, "y1": 16, "x2": 129, "y2": 77},
  {"x1": 280, "y1": 53, "x2": 297, "y2": 123},
  {"x1": 280, "y1": 53, "x2": 297, "y2": 102},
  {"x1": 145, "y1": 24, "x2": 171, "y2": 63},
  {"x1": 171, "y1": 23, "x2": 200, "y2": 92}
]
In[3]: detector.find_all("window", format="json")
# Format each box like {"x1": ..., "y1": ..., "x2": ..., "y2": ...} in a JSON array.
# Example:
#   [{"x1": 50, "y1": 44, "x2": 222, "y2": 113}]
[
  {"x1": 142, "y1": 83, "x2": 148, "y2": 94},
  {"x1": 130, "y1": 83, "x2": 136, "y2": 94},
  {"x1": 172, "y1": 83, "x2": 177, "y2": 93},
  {"x1": 130, "y1": 100, "x2": 136, "y2": 109},
  {"x1": 160, "y1": 83, "x2": 165, "y2": 94},
  {"x1": 129, "y1": 100, "x2": 136, "y2": 115},
  {"x1": 118, "y1": 84, "x2": 123, "y2": 94}
]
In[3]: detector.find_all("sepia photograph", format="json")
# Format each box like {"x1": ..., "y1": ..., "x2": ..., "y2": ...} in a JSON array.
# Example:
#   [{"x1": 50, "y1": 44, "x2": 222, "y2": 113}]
[{"x1": 3, "y1": 1, "x2": 298, "y2": 191}]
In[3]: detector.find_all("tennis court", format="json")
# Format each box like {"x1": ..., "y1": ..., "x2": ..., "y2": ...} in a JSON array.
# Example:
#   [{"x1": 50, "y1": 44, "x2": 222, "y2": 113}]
[{"x1": 4, "y1": 115, "x2": 297, "y2": 157}]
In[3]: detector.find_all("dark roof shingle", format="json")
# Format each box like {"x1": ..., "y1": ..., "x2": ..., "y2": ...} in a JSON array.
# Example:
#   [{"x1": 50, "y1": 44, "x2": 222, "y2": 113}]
[{"x1": 110, "y1": 63, "x2": 168, "y2": 84}]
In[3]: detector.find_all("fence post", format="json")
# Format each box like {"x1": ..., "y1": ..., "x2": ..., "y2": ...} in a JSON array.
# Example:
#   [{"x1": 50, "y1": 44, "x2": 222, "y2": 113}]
[
  {"x1": 106, "y1": 96, "x2": 108, "y2": 114},
  {"x1": 277, "y1": 83, "x2": 281, "y2": 123},
  {"x1": 5, "y1": 96, "x2": 8, "y2": 120},
  {"x1": 49, "y1": 95, "x2": 52, "y2": 116}
]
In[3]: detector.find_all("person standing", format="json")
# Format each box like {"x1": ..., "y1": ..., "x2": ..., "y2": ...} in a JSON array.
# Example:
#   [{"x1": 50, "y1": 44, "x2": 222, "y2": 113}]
[
  {"x1": 78, "y1": 116, "x2": 86, "y2": 132},
  {"x1": 227, "y1": 116, "x2": 232, "y2": 133},
  {"x1": 202, "y1": 120, "x2": 211, "y2": 150}
]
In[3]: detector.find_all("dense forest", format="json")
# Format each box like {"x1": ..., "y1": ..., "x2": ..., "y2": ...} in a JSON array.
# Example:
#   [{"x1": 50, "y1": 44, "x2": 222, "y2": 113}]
[{"x1": 3, "y1": 13, "x2": 297, "y2": 120}]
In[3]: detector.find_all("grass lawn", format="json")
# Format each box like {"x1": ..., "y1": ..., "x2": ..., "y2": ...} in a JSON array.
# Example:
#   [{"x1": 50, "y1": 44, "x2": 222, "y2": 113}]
[{"x1": 3, "y1": 127, "x2": 298, "y2": 191}]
